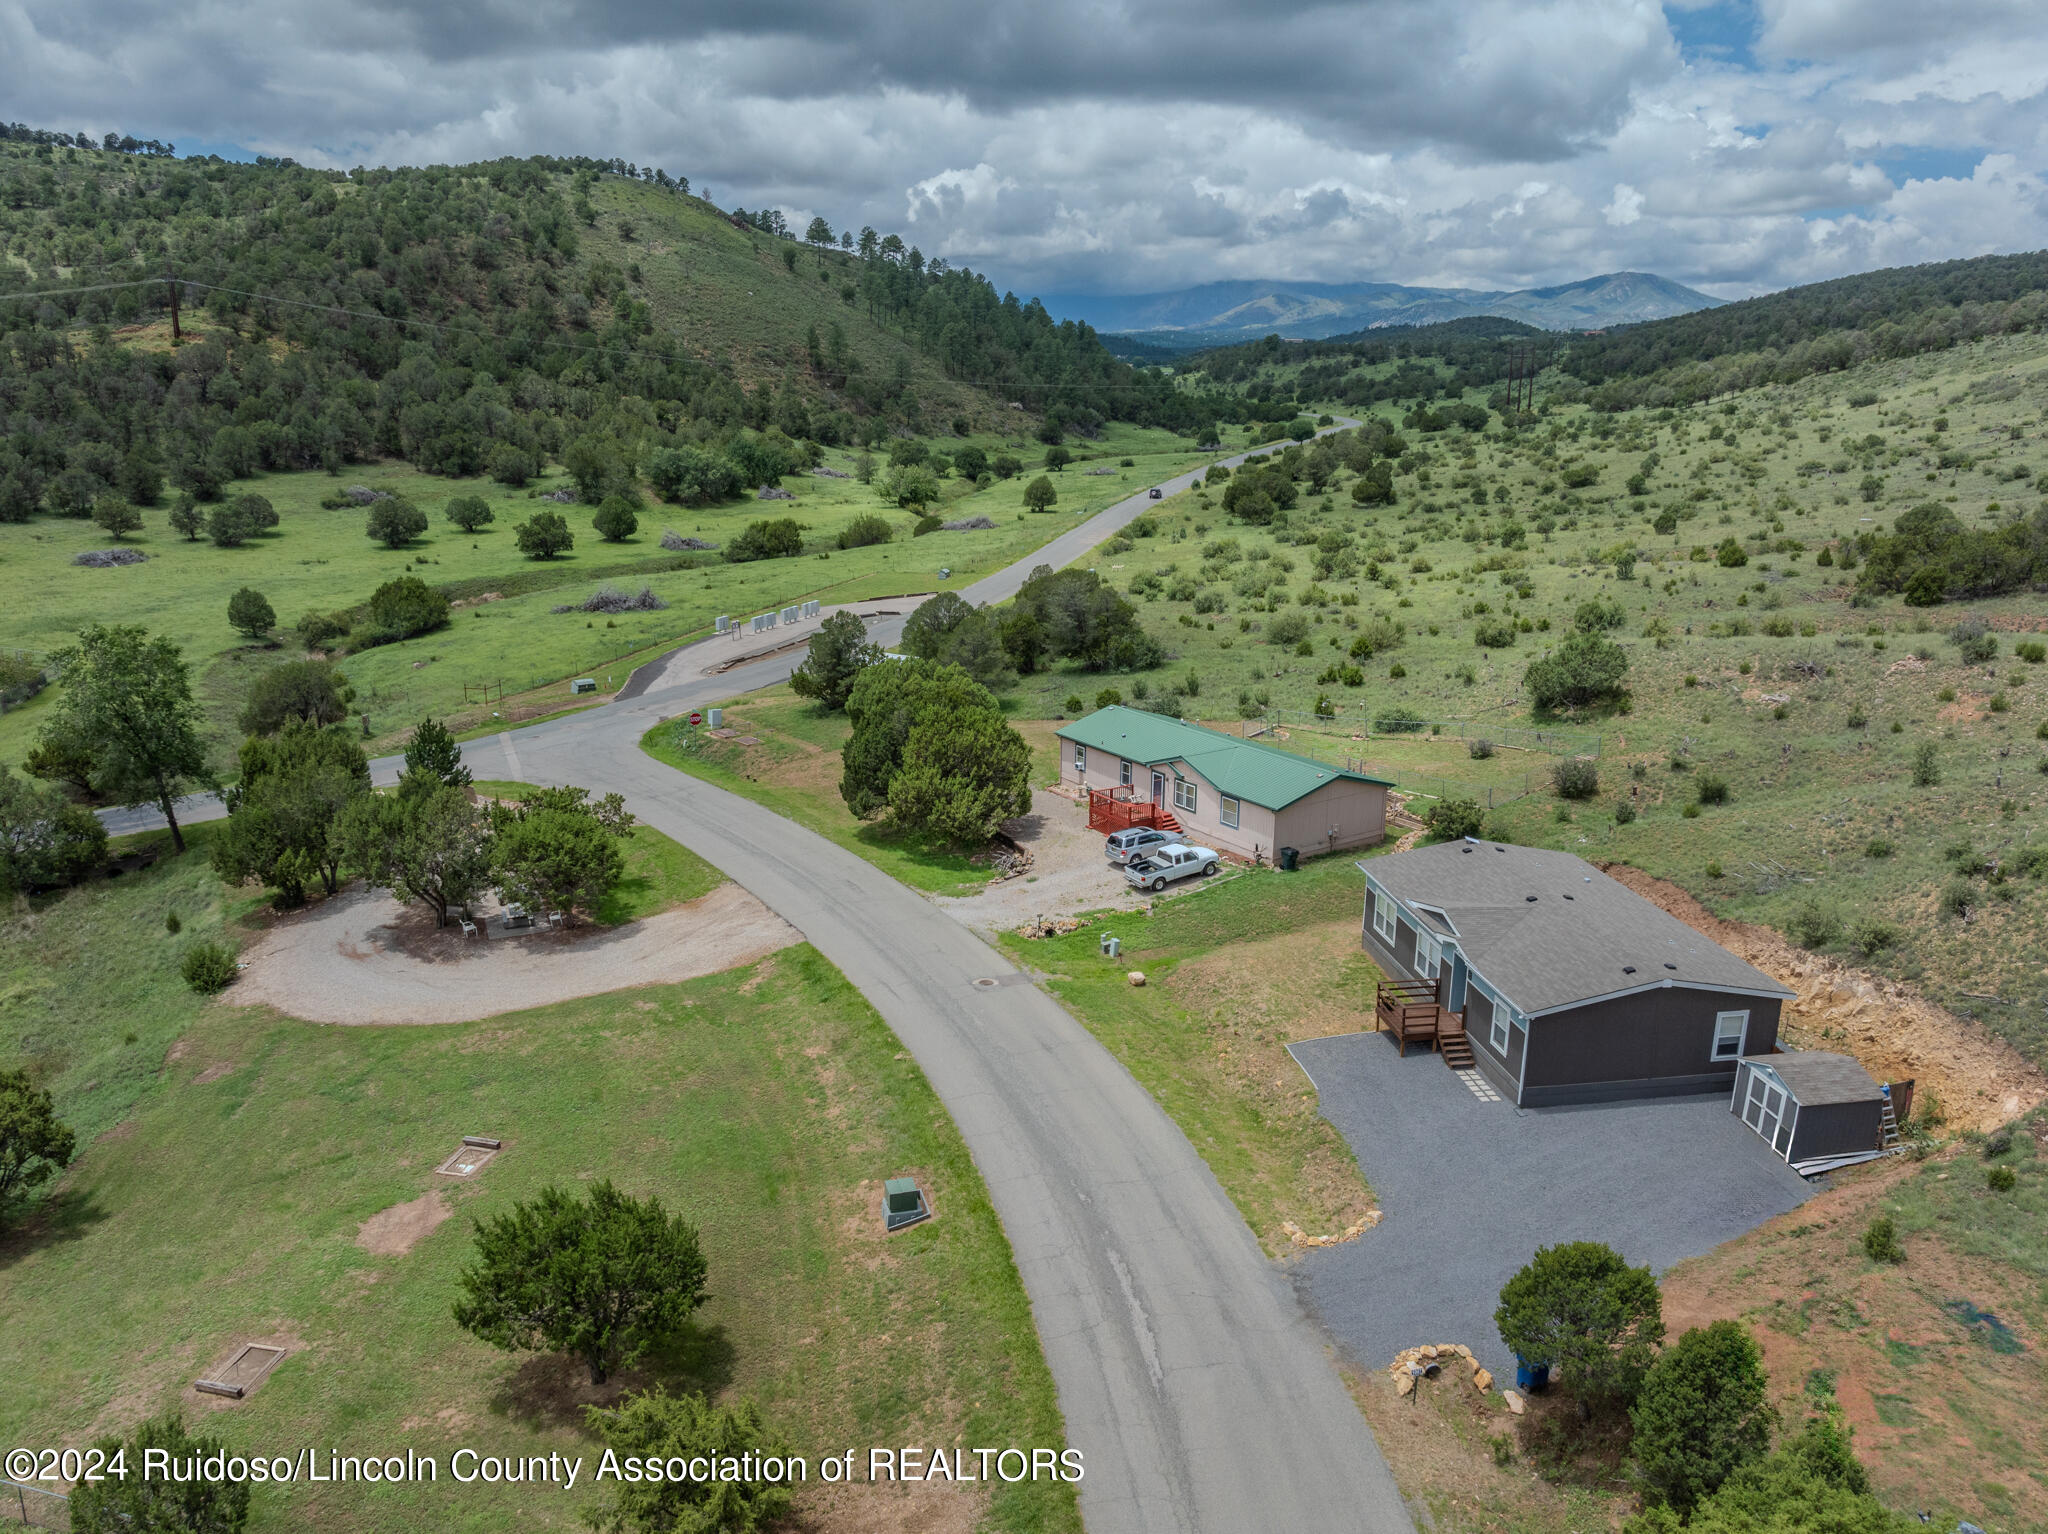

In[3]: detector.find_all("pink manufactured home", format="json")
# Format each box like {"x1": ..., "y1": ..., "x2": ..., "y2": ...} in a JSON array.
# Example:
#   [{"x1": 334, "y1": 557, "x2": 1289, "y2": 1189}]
[{"x1": 1055, "y1": 706, "x2": 1392, "y2": 864}]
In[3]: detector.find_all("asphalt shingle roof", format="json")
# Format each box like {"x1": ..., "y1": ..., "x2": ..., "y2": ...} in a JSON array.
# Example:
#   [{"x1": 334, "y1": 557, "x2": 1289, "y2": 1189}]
[
  {"x1": 1751, "y1": 1051, "x2": 1882, "y2": 1106},
  {"x1": 1055, "y1": 706, "x2": 1392, "y2": 811},
  {"x1": 1365, "y1": 840, "x2": 1796, "y2": 1015}
]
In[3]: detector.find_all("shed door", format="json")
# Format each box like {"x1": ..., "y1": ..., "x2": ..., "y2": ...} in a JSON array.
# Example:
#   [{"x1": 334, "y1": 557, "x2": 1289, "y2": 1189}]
[{"x1": 1741, "y1": 1068, "x2": 1790, "y2": 1160}]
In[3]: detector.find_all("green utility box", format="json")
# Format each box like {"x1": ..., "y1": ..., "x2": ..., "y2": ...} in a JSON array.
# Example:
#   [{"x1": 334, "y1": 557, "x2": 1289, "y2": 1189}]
[
  {"x1": 883, "y1": 1177, "x2": 929, "y2": 1232},
  {"x1": 571, "y1": 678, "x2": 597, "y2": 695}
]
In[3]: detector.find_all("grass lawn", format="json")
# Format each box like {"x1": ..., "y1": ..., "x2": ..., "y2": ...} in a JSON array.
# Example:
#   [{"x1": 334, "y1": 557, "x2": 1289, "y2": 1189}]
[
  {"x1": 640, "y1": 694, "x2": 1012, "y2": 896},
  {"x1": 998, "y1": 852, "x2": 1382, "y2": 1251},
  {"x1": 467, "y1": 781, "x2": 726, "y2": 925},
  {"x1": 0, "y1": 429, "x2": 1210, "y2": 777},
  {"x1": 0, "y1": 850, "x2": 1077, "y2": 1533}
]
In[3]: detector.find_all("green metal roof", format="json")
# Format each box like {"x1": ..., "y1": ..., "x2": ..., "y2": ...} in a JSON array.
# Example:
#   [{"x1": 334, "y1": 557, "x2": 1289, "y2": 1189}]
[{"x1": 1056, "y1": 707, "x2": 1392, "y2": 811}]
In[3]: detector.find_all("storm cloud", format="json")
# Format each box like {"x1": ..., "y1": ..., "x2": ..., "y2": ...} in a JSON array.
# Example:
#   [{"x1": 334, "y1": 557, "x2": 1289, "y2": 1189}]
[{"x1": 2, "y1": 0, "x2": 2044, "y2": 299}]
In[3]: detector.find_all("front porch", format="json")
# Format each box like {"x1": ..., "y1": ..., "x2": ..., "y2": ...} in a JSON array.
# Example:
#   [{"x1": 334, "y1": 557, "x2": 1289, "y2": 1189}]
[{"x1": 1374, "y1": 979, "x2": 1474, "y2": 1071}]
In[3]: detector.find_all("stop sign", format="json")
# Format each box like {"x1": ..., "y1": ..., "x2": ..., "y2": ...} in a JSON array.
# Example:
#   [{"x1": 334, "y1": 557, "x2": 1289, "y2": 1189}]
[{"x1": 688, "y1": 711, "x2": 703, "y2": 726}]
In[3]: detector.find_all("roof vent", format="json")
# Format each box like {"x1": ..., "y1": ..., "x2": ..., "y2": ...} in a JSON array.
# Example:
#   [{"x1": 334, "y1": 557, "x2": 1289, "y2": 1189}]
[
  {"x1": 1461, "y1": 845, "x2": 1473, "y2": 853},
  {"x1": 1622, "y1": 965, "x2": 1637, "y2": 974},
  {"x1": 1664, "y1": 962, "x2": 1677, "y2": 970},
  {"x1": 1524, "y1": 895, "x2": 1537, "y2": 902},
  {"x1": 1562, "y1": 894, "x2": 1574, "y2": 900}
]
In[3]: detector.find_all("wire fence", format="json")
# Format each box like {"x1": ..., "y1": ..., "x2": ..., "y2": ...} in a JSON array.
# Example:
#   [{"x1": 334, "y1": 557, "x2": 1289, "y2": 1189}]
[
  {"x1": 1, "y1": 1481, "x2": 68, "y2": 1531},
  {"x1": 1246, "y1": 709, "x2": 1602, "y2": 758}
]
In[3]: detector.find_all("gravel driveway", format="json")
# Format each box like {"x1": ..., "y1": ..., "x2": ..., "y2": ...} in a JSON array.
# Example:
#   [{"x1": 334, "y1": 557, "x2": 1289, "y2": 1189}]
[
  {"x1": 1287, "y1": 1029, "x2": 1815, "y2": 1380},
  {"x1": 934, "y1": 788, "x2": 1147, "y2": 932},
  {"x1": 230, "y1": 882, "x2": 799, "y2": 1024}
]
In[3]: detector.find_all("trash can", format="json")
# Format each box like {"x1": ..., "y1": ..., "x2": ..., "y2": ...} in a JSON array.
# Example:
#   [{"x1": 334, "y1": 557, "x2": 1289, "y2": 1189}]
[
  {"x1": 1515, "y1": 1356, "x2": 1551, "y2": 1392},
  {"x1": 1278, "y1": 846, "x2": 1299, "y2": 872}
]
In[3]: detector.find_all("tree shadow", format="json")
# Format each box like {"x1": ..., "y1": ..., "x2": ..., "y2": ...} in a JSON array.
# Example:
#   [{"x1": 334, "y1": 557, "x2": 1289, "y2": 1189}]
[
  {"x1": 485, "y1": 1319, "x2": 735, "y2": 1433},
  {"x1": 0, "y1": 1188, "x2": 111, "y2": 1271}
]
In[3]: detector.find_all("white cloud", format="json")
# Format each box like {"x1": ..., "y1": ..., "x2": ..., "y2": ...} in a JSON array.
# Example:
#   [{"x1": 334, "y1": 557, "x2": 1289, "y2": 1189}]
[
  {"x1": 0, "y1": 0, "x2": 2042, "y2": 299},
  {"x1": 1604, "y1": 183, "x2": 1646, "y2": 224}
]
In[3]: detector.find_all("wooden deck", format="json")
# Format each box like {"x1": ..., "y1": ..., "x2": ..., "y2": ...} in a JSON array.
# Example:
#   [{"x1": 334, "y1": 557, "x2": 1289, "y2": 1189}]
[
  {"x1": 1086, "y1": 787, "x2": 1182, "y2": 836},
  {"x1": 1375, "y1": 979, "x2": 1472, "y2": 1069}
]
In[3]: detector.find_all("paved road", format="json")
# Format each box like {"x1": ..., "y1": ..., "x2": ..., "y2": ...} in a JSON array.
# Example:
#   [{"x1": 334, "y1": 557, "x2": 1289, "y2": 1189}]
[{"x1": 108, "y1": 426, "x2": 1416, "y2": 1534}]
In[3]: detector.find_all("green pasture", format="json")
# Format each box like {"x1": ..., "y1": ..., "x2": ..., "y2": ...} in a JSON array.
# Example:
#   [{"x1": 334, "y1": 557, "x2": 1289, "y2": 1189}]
[
  {"x1": 0, "y1": 426, "x2": 1208, "y2": 770},
  {"x1": 0, "y1": 847, "x2": 1075, "y2": 1534}
]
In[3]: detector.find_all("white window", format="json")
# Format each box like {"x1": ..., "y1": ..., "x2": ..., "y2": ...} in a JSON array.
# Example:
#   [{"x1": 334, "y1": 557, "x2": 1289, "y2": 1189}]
[
  {"x1": 1219, "y1": 795, "x2": 1240, "y2": 829},
  {"x1": 1173, "y1": 778, "x2": 1197, "y2": 813},
  {"x1": 1074, "y1": 743, "x2": 1087, "y2": 773},
  {"x1": 1120, "y1": 759, "x2": 1132, "y2": 787},
  {"x1": 1712, "y1": 1010, "x2": 1749, "y2": 1062},
  {"x1": 1371, "y1": 890, "x2": 1396, "y2": 944},
  {"x1": 1489, "y1": 1001, "x2": 1511, "y2": 1057},
  {"x1": 1416, "y1": 934, "x2": 1439, "y2": 979}
]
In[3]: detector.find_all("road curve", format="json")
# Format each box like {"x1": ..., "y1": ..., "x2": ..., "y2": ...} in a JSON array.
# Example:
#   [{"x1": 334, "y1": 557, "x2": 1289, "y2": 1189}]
[{"x1": 106, "y1": 425, "x2": 1415, "y2": 1534}]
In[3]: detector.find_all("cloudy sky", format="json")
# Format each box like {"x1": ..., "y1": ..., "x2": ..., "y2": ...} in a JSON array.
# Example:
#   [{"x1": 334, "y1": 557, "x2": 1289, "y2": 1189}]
[{"x1": 4, "y1": 0, "x2": 2045, "y2": 301}]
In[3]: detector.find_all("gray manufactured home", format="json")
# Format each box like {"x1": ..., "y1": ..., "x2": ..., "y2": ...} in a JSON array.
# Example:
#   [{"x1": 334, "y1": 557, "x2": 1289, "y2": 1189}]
[{"x1": 1361, "y1": 840, "x2": 1797, "y2": 1107}]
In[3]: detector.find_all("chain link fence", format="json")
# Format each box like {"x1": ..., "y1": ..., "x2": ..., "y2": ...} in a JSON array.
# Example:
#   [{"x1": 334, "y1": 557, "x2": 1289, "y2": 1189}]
[{"x1": 1, "y1": 1481, "x2": 68, "y2": 1531}]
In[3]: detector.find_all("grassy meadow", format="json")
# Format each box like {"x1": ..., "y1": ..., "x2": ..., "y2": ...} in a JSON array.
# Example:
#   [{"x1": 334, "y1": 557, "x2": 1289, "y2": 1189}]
[
  {"x1": 0, "y1": 422, "x2": 1208, "y2": 772},
  {"x1": 0, "y1": 836, "x2": 1076, "y2": 1534},
  {"x1": 1008, "y1": 329, "x2": 2048, "y2": 1072},
  {"x1": 996, "y1": 854, "x2": 1381, "y2": 1252}
]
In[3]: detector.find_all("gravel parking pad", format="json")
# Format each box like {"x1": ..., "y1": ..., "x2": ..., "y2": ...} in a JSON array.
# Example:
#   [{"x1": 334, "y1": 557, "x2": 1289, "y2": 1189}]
[
  {"x1": 231, "y1": 882, "x2": 799, "y2": 1025},
  {"x1": 1288, "y1": 1030, "x2": 1815, "y2": 1380}
]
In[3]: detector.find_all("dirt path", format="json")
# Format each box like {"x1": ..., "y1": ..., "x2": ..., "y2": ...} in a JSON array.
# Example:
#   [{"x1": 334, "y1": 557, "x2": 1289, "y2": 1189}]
[
  {"x1": 230, "y1": 883, "x2": 800, "y2": 1025},
  {"x1": 1599, "y1": 862, "x2": 2047, "y2": 1133}
]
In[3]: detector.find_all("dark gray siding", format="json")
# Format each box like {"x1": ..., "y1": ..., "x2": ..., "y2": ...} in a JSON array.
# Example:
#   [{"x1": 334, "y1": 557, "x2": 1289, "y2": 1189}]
[
  {"x1": 1788, "y1": 1100, "x2": 1883, "y2": 1163},
  {"x1": 1521, "y1": 989, "x2": 1784, "y2": 1107},
  {"x1": 1393, "y1": 917, "x2": 1417, "y2": 972}
]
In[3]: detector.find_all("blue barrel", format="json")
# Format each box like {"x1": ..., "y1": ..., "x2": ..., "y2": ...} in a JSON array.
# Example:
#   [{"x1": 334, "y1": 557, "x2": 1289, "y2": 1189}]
[{"x1": 1515, "y1": 1357, "x2": 1551, "y2": 1392}]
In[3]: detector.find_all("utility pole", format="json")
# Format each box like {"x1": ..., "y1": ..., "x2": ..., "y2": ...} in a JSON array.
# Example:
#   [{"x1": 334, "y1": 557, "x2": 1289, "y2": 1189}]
[{"x1": 165, "y1": 262, "x2": 180, "y2": 343}]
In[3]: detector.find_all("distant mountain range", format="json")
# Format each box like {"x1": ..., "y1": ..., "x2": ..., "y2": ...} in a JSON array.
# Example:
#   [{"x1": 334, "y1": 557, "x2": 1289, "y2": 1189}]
[{"x1": 1039, "y1": 272, "x2": 1724, "y2": 348}]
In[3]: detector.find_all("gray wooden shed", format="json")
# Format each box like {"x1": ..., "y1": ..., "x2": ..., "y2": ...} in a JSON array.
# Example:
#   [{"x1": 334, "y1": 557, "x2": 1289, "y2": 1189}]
[{"x1": 1732, "y1": 1051, "x2": 1886, "y2": 1174}]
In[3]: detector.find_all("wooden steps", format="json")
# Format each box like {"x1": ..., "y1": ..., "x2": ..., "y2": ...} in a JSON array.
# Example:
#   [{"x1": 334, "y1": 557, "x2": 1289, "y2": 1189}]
[{"x1": 1438, "y1": 1027, "x2": 1475, "y2": 1070}]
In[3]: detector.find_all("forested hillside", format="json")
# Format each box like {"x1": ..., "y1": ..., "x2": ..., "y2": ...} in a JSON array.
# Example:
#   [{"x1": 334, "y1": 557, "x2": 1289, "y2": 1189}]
[
  {"x1": 1561, "y1": 250, "x2": 2048, "y2": 407},
  {"x1": 0, "y1": 128, "x2": 1218, "y2": 521}
]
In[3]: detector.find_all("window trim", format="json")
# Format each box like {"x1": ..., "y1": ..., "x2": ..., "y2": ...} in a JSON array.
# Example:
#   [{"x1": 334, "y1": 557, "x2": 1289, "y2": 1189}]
[
  {"x1": 1219, "y1": 794, "x2": 1240, "y2": 829},
  {"x1": 1119, "y1": 759, "x2": 1132, "y2": 787},
  {"x1": 1488, "y1": 996, "x2": 1510, "y2": 1056},
  {"x1": 1711, "y1": 1009, "x2": 1749, "y2": 1063},
  {"x1": 1074, "y1": 743, "x2": 1087, "y2": 773},
  {"x1": 1370, "y1": 888, "x2": 1396, "y2": 944},
  {"x1": 1173, "y1": 777, "x2": 1197, "y2": 814},
  {"x1": 1416, "y1": 934, "x2": 1439, "y2": 980}
]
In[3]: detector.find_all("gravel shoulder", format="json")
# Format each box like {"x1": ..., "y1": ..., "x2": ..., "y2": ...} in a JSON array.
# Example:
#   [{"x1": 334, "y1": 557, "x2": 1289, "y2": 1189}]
[{"x1": 229, "y1": 882, "x2": 799, "y2": 1025}]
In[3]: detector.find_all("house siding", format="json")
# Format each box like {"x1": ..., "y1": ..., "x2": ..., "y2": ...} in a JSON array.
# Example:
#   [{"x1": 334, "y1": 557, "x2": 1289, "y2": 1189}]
[
  {"x1": 1360, "y1": 899, "x2": 1517, "y2": 1098},
  {"x1": 1364, "y1": 876, "x2": 1787, "y2": 1107},
  {"x1": 1271, "y1": 778, "x2": 1387, "y2": 859},
  {"x1": 1065, "y1": 748, "x2": 1380, "y2": 863},
  {"x1": 1519, "y1": 990, "x2": 1784, "y2": 1107}
]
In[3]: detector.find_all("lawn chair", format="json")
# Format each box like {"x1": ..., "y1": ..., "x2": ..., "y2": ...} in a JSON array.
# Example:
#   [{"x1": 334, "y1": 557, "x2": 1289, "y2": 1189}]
[
  {"x1": 459, "y1": 917, "x2": 479, "y2": 938},
  {"x1": 547, "y1": 911, "x2": 564, "y2": 928}
]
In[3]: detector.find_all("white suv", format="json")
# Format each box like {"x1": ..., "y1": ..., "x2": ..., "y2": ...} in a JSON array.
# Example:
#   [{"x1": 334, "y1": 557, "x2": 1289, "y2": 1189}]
[{"x1": 1105, "y1": 826, "x2": 1173, "y2": 865}]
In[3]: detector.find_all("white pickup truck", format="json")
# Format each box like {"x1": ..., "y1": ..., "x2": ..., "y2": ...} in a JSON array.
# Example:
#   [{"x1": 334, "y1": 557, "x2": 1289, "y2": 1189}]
[{"x1": 1122, "y1": 843, "x2": 1221, "y2": 892}]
